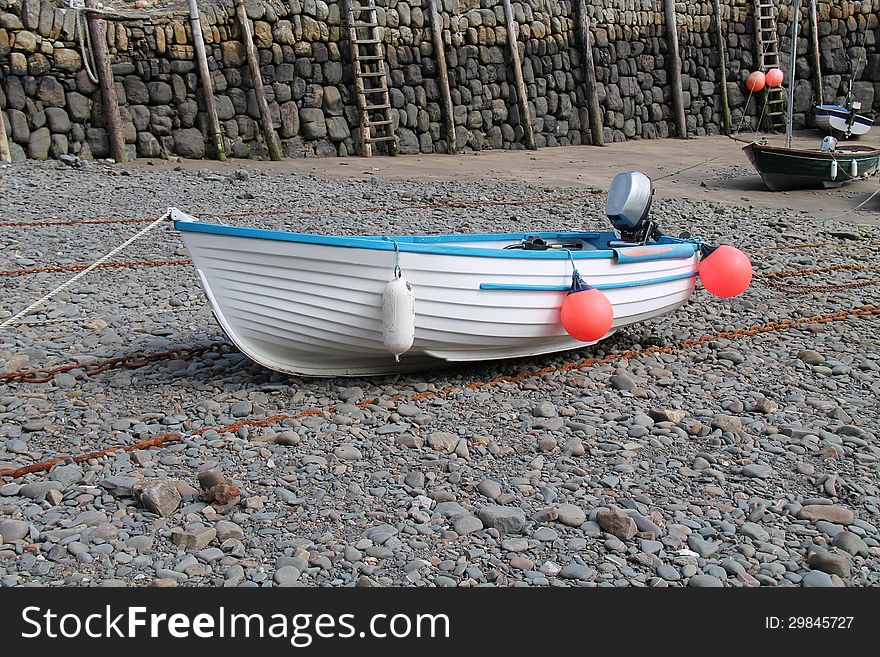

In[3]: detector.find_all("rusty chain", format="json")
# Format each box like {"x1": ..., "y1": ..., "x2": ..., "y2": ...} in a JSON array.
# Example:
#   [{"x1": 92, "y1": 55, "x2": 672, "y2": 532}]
[
  {"x1": 753, "y1": 263, "x2": 880, "y2": 294},
  {"x1": 0, "y1": 341, "x2": 230, "y2": 384},
  {"x1": 0, "y1": 259, "x2": 192, "y2": 278}
]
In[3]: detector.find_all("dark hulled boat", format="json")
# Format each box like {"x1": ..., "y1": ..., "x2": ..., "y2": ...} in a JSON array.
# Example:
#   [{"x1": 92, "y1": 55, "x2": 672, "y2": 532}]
[{"x1": 743, "y1": 142, "x2": 880, "y2": 191}]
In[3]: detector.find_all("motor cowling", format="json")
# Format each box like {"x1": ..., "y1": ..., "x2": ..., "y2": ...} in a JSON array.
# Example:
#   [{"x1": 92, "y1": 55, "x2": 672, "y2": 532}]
[
  {"x1": 606, "y1": 171, "x2": 659, "y2": 243},
  {"x1": 821, "y1": 136, "x2": 838, "y2": 152}
]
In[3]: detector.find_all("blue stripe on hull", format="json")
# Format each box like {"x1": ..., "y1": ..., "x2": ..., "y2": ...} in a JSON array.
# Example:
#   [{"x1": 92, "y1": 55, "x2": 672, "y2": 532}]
[{"x1": 479, "y1": 270, "x2": 698, "y2": 291}]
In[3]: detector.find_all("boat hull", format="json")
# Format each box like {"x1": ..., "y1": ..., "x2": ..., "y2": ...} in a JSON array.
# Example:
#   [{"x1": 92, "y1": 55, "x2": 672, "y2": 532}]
[
  {"x1": 743, "y1": 143, "x2": 880, "y2": 191},
  {"x1": 174, "y1": 218, "x2": 700, "y2": 377},
  {"x1": 815, "y1": 105, "x2": 873, "y2": 137}
]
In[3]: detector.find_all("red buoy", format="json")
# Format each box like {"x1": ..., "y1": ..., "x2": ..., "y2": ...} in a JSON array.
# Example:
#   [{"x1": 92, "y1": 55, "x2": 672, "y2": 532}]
[
  {"x1": 745, "y1": 71, "x2": 766, "y2": 93},
  {"x1": 699, "y1": 245, "x2": 753, "y2": 298},
  {"x1": 765, "y1": 68, "x2": 784, "y2": 87},
  {"x1": 561, "y1": 286, "x2": 614, "y2": 342}
]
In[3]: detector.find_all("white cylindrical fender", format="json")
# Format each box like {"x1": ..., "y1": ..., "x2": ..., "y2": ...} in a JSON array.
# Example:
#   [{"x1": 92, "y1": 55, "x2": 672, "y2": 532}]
[
  {"x1": 850, "y1": 159, "x2": 858, "y2": 177},
  {"x1": 382, "y1": 277, "x2": 415, "y2": 361},
  {"x1": 830, "y1": 159, "x2": 838, "y2": 179}
]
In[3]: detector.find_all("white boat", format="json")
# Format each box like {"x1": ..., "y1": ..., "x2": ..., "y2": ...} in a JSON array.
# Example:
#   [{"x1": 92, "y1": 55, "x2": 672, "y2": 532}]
[
  {"x1": 171, "y1": 173, "x2": 708, "y2": 377},
  {"x1": 815, "y1": 104, "x2": 873, "y2": 138}
]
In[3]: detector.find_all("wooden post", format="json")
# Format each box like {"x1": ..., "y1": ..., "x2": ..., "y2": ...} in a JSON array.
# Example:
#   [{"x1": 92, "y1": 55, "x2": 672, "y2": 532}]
[
  {"x1": 428, "y1": 0, "x2": 457, "y2": 155},
  {"x1": 234, "y1": 0, "x2": 281, "y2": 160},
  {"x1": 188, "y1": 0, "x2": 226, "y2": 161},
  {"x1": 502, "y1": 0, "x2": 536, "y2": 150},
  {"x1": 574, "y1": 0, "x2": 604, "y2": 146},
  {"x1": 0, "y1": 112, "x2": 11, "y2": 163},
  {"x1": 662, "y1": 0, "x2": 687, "y2": 139},
  {"x1": 85, "y1": 0, "x2": 126, "y2": 162},
  {"x1": 808, "y1": 0, "x2": 823, "y2": 104},
  {"x1": 713, "y1": 0, "x2": 732, "y2": 135}
]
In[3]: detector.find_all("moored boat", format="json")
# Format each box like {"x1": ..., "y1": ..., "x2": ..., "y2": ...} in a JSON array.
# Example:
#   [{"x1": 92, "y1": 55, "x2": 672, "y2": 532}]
[
  {"x1": 743, "y1": 141, "x2": 880, "y2": 191},
  {"x1": 172, "y1": 172, "x2": 750, "y2": 377}
]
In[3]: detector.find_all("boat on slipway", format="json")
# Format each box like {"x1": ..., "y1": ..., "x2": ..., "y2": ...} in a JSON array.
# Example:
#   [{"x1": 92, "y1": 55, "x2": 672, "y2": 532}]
[
  {"x1": 173, "y1": 172, "x2": 751, "y2": 377},
  {"x1": 743, "y1": 141, "x2": 880, "y2": 191},
  {"x1": 744, "y1": 0, "x2": 880, "y2": 191}
]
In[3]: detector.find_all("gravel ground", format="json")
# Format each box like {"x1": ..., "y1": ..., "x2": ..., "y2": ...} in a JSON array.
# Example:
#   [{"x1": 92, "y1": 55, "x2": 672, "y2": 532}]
[{"x1": 0, "y1": 158, "x2": 879, "y2": 588}]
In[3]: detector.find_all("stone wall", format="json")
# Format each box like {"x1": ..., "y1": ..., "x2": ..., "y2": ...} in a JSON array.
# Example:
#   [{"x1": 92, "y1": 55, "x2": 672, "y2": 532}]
[{"x1": 1, "y1": 0, "x2": 878, "y2": 161}]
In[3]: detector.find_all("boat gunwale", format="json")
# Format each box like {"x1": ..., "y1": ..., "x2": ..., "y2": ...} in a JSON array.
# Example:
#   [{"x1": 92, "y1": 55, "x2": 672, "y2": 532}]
[
  {"x1": 174, "y1": 220, "x2": 700, "y2": 260},
  {"x1": 742, "y1": 143, "x2": 880, "y2": 158}
]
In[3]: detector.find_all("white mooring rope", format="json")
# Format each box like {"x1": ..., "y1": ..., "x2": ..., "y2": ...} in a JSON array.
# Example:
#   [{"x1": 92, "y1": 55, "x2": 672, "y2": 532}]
[{"x1": 0, "y1": 213, "x2": 169, "y2": 331}]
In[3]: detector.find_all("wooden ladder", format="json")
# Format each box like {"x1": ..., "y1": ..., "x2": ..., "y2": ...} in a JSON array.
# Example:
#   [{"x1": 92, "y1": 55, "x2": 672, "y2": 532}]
[
  {"x1": 343, "y1": 0, "x2": 398, "y2": 156},
  {"x1": 754, "y1": 1, "x2": 787, "y2": 132}
]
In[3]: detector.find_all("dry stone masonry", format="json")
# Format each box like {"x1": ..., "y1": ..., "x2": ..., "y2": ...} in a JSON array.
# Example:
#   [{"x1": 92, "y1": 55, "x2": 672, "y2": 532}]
[{"x1": 1, "y1": 0, "x2": 878, "y2": 161}]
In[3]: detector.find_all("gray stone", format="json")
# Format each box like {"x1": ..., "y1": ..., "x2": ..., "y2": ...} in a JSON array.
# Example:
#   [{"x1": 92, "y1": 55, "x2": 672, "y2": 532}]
[
  {"x1": 279, "y1": 101, "x2": 299, "y2": 138},
  {"x1": 27, "y1": 127, "x2": 51, "y2": 160},
  {"x1": 740, "y1": 522, "x2": 770, "y2": 542},
  {"x1": 657, "y1": 564, "x2": 681, "y2": 581},
  {"x1": 0, "y1": 519, "x2": 32, "y2": 542},
  {"x1": 807, "y1": 548, "x2": 851, "y2": 578},
  {"x1": 832, "y1": 532, "x2": 869, "y2": 558},
  {"x1": 334, "y1": 444, "x2": 362, "y2": 460},
  {"x1": 49, "y1": 463, "x2": 83, "y2": 487},
  {"x1": 44, "y1": 107, "x2": 71, "y2": 134},
  {"x1": 172, "y1": 128, "x2": 205, "y2": 159},
  {"x1": 37, "y1": 77, "x2": 65, "y2": 107},
  {"x1": 533, "y1": 401, "x2": 558, "y2": 418},
  {"x1": 173, "y1": 527, "x2": 216, "y2": 550},
  {"x1": 741, "y1": 464, "x2": 773, "y2": 479},
  {"x1": 596, "y1": 507, "x2": 638, "y2": 540},
  {"x1": 274, "y1": 565, "x2": 301, "y2": 585},
  {"x1": 147, "y1": 81, "x2": 173, "y2": 104},
  {"x1": 65, "y1": 92, "x2": 91, "y2": 122},
  {"x1": 325, "y1": 116, "x2": 350, "y2": 142},
  {"x1": 610, "y1": 372, "x2": 637, "y2": 391},
  {"x1": 397, "y1": 128, "x2": 419, "y2": 155},
  {"x1": 452, "y1": 514, "x2": 483, "y2": 535},
  {"x1": 688, "y1": 575, "x2": 723, "y2": 588},
  {"x1": 19, "y1": 480, "x2": 63, "y2": 498},
  {"x1": 556, "y1": 503, "x2": 587, "y2": 527},
  {"x1": 687, "y1": 534, "x2": 719, "y2": 558},
  {"x1": 798, "y1": 350, "x2": 824, "y2": 365},
  {"x1": 428, "y1": 431, "x2": 458, "y2": 453},
  {"x1": 101, "y1": 476, "x2": 139, "y2": 496},
  {"x1": 476, "y1": 505, "x2": 527, "y2": 535},
  {"x1": 299, "y1": 108, "x2": 327, "y2": 139},
  {"x1": 135, "y1": 479, "x2": 181, "y2": 517},
  {"x1": 801, "y1": 571, "x2": 835, "y2": 587},
  {"x1": 559, "y1": 563, "x2": 594, "y2": 581}
]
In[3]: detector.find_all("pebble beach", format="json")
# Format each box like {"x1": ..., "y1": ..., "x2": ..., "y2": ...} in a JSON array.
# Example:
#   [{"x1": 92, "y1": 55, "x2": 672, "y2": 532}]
[{"x1": 1, "y1": 152, "x2": 879, "y2": 588}]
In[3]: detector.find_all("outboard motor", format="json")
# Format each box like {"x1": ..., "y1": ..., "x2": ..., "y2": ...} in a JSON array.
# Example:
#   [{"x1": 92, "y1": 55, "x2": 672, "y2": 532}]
[
  {"x1": 821, "y1": 136, "x2": 838, "y2": 152},
  {"x1": 606, "y1": 171, "x2": 660, "y2": 244}
]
